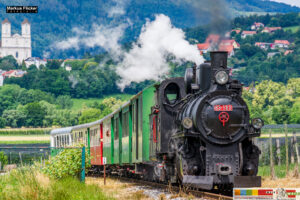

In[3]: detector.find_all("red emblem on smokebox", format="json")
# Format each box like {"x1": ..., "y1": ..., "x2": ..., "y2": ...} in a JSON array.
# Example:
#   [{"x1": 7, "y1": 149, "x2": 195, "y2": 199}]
[{"x1": 218, "y1": 112, "x2": 229, "y2": 127}]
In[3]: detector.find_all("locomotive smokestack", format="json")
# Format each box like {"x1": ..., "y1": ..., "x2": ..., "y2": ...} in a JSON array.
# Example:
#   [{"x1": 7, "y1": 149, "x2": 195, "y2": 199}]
[{"x1": 210, "y1": 51, "x2": 228, "y2": 69}]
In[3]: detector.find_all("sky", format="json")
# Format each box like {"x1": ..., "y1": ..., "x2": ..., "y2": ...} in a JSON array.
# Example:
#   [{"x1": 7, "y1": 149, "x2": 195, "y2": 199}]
[{"x1": 270, "y1": 0, "x2": 300, "y2": 7}]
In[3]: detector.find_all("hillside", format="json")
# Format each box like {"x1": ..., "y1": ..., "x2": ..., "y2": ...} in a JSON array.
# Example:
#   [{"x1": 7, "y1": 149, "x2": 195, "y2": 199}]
[{"x1": 0, "y1": 0, "x2": 299, "y2": 58}]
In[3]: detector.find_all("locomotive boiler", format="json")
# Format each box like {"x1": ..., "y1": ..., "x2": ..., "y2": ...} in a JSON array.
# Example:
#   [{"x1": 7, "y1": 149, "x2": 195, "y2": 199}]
[{"x1": 50, "y1": 51, "x2": 263, "y2": 192}]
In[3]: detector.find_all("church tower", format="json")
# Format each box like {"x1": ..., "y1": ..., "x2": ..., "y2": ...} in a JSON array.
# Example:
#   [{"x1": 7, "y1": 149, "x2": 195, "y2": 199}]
[
  {"x1": 21, "y1": 19, "x2": 30, "y2": 38},
  {"x1": 2, "y1": 18, "x2": 11, "y2": 38},
  {"x1": 21, "y1": 19, "x2": 31, "y2": 49}
]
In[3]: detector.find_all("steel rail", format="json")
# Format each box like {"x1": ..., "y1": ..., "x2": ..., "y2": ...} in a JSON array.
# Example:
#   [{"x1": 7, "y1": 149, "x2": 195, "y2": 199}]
[{"x1": 88, "y1": 175, "x2": 233, "y2": 200}]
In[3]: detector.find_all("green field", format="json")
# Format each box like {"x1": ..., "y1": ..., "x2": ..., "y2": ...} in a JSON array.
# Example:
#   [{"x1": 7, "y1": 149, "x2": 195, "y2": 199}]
[
  {"x1": 72, "y1": 94, "x2": 132, "y2": 111},
  {"x1": 0, "y1": 141, "x2": 50, "y2": 144},
  {"x1": 258, "y1": 164, "x2": 300, "y2": 178},
  {"x1": 284, "y1": 25, "x2": 300, "y2": 33}
]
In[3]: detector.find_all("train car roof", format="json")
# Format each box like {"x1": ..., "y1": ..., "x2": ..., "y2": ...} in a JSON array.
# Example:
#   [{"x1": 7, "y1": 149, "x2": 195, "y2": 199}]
[{"x1": 50, "y1": 127, "x2": 73, "y2": 135}]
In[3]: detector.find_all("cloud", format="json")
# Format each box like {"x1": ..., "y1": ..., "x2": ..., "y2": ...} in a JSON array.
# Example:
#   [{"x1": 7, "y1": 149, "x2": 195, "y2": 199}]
[
  {"x1": 116, "y1": 14, "x2": 204, "y2": 90},
  {"x1": 53, "y1": 23, "x2": 128, "y2": 58}
]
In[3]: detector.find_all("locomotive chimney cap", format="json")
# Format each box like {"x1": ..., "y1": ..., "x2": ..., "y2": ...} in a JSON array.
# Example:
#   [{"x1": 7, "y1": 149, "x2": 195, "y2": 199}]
[{"x1": 210, "y1": 51, "x2": 228, "y2": 69}]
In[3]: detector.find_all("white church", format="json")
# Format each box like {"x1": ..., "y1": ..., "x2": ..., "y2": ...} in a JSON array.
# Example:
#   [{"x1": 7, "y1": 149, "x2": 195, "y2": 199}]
[{"x1": 0, "y1": 18, "x2": 31, "y2": 63}]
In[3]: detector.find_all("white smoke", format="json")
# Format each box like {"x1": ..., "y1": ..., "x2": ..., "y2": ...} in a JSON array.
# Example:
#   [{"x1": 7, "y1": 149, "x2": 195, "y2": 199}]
[{"x1": 116, "y1": 14, "x2": 204, "y2": 90}]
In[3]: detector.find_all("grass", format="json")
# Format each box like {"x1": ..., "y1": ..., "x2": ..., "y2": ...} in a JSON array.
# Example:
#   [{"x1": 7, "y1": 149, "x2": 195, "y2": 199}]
[
  {"x1": 0, "y1": 168, "x2": 113, "y2": 200},
  {"x1": 0, "y1": 140, "x2": 50, "y2": 144},
  {"x1": 72, "y1": 94, "x2": 132, "y2": 111},
  {"x1": 0, "y1": 128, "x2": 51, "y2": 136},
  {"x1": 258, "y1": 164, "x2": 300, "y2": 178},
  {"x1": 283, "y1": 25, "x2": 300, "y2": 33}
]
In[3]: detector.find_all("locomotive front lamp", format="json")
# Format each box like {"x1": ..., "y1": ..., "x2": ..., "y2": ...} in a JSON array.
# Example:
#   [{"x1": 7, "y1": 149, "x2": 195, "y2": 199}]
[
  {"x1": 215, "y1": 70, "x2": 228, "y2": 85},
  {"x1": 182, "y1": 117, "x2": 193, "y2": 129},
  {"x1": 252, "y1": 118, "x2": 264, "y2": 129}
]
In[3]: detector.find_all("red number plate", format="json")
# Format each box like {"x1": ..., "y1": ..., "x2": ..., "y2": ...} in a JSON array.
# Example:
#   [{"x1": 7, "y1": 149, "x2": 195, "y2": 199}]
[{"x1": 214, "y1": 105, "x2": 233, "y2": 111}]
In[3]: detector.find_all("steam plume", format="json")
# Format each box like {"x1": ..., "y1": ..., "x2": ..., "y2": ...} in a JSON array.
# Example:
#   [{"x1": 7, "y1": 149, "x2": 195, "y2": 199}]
[{"x1": 116, "y1": 14, "x2": 204, "y2": 90}]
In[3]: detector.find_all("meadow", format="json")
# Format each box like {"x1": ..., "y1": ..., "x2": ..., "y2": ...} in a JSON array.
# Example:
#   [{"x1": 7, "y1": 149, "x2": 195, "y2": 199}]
[
  {"x1": 72, "y1": 94, "x2": 132, "y2": 111},
  {"x1": 0, "y1": 168, "x2": 113, "y2": 200}
]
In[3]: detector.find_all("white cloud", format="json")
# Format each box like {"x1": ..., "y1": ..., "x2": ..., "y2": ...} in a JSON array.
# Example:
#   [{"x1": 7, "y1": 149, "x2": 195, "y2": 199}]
[{"x1": 269, "y1": 0, "x2": 300, "y2": 7}]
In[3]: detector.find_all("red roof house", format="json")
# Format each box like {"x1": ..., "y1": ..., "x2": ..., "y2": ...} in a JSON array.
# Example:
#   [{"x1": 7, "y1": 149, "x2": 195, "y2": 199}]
[
  {"x1": 262, "y1": 27, "x2": 282, "y2": 33},
  {"x1": 219, "y1": 44, "x2": 235, "y2": 57},
  {"x1": 241, "y1": 31, "x2": 256, "y2": 38},
  {"x1": 197, "y1": 43, "x2": 211, "y2": 54},
  {"x1": 273, "y1": 40, "x2": 290, "y2": 49},
  {"x1": 251, "y1": 22, "x2": 265, "y2": 30},
  {"x1": 220, "y1": 39, "x2": 240, "y2": 49}
]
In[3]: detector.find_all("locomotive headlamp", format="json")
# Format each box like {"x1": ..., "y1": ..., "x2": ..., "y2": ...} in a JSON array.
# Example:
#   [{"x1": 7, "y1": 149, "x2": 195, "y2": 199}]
[
  {"x1": 215, "y1": 71, "x2": 228, "y2": 85},
  {"x1": 182, "y1": 117, "x2": 193, "y2": 129},
  {"x1": 252, "y1": 118, "x2": 264, "y2": 129}
]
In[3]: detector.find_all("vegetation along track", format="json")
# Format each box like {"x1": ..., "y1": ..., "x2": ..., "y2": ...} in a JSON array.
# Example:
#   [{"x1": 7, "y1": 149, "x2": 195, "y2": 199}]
[{"x1": 88, "y1": 174, "x2": 233, "y2": 200}]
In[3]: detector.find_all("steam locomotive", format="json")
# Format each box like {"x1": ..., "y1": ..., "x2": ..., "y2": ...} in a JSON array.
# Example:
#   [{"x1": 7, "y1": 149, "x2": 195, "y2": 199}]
[{"x1": 50, "y1": 51, "x2": 263, "y2": 191}]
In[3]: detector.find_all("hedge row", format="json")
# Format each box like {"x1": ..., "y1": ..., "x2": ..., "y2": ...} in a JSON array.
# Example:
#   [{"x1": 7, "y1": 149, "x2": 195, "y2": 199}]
[{"x1": 0, "y1": 129, "x2": 51, "y2": 135}]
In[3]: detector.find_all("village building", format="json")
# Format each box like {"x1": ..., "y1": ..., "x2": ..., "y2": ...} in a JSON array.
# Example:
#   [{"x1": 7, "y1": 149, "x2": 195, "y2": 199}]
[
  {"x1": 24, "y1": 57, "x2": 47, "y2": 69},
  {"x1": 273, "y1": 40, "x2": 290, "y2": 49},
  {"x1": 197, "y1": 43, "x2": 211, "y2": 55},
  {"x1": 241, "y1": 31, "x2": 256, "y2": 38},
  {"x1": 255, "y1": 42, "x2": 273, "y2": 50},
  {"x1": 284, "y1": 50, "x2": 293, "y2": 56},
  {"x1": 251, "y1": 22, "x2": 265, "y2": 30},
  {"x1": 262, "y1": 27, "x2": 282, "y2": 33},
  {"x1": 0, "y1": 19, "x2": 31, "y2": 63},
  {"x1": 267, "y1": 52, "x2": 280, "y2": 59},
  {"x1": 2, "y1": 70, "x2": 27, "y2": 78},
  {"x1": 219, "y1": 44, "x2": 235, "y2": 57}
]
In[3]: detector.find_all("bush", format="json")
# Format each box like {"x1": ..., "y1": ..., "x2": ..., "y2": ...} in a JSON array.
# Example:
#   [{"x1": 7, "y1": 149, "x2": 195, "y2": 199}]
[
  {"x1": 43, "y1": 147, "x2": 91, "y2": 179},
  {"x1": 0, "y1": 151, "x2": 8, "y2": 169}
]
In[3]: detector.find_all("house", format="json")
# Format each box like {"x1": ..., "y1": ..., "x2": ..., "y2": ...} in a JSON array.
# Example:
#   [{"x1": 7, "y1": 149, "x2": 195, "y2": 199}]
[
  {"x1": 219, "y1": 44, "x2": 235, "y2": 57},
  {"x1": 267, "y1": 52, "x2": 280, "y2": 59},
  {"x1": 220, "y1": 40, "x2": 240, "y2": 49},
  {"x1": 231, "y1": 29, "x2": 241, "y2": 34},
  {"x1": 197, "y1": 43, "x2": 211, "y2": 54},
  {"x1": 251, "y1": 22, "x2": 264, "y2": 30},
  {"x1": 2, "y1": 70, "x2": 26, "y2": 78},
  {"x1": 255, "y1": 42, "x2": 272, "y2": 50},
  {"x1": 24, "y1": 57, "x2": 47, "y2": 69},
  {"x1": 274, "y1": 40, "x2": 290, "y2": 49},
  {"x1": 241, "y1": 31, "x2": 256, "y2": 39},
  {"x1": 262, "y1": 27, "x2": 282, "y2": 33},
  {"x1": 284, "y1": 50, "x2": 294, "y2": 56}
]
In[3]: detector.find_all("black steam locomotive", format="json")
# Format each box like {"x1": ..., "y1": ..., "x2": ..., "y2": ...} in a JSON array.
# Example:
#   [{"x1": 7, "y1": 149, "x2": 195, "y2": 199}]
[
  {"x1": 51, "y1": 51, "x2": 263, "y2": 192},
  {"x1": 164, "y1": 51, "x2": 263, "y2": 190}
]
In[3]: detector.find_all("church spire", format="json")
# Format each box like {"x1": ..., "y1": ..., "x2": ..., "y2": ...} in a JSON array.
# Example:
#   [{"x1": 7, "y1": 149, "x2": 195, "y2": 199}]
[{"x1": 2, "y1": 18, "x2": 10, "y2": 24}]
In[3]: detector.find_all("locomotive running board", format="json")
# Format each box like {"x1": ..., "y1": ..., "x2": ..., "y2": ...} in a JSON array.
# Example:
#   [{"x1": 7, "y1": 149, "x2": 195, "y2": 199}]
[
  {"x1": 182, "y1": 175, "x2": 213, "y2": 190},
  {"x1": 234, "y1": 176, "x2": 261, "y2": 188}
]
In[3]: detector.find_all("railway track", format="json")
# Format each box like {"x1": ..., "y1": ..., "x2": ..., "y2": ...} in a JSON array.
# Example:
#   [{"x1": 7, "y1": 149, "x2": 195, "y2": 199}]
[{"x1": 88, "y1": 174, "x2": 233, "y2": 200}]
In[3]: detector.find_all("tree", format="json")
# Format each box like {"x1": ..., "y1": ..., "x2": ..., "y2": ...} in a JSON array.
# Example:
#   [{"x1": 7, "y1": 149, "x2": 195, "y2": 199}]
[
  {"x1": 0, "y1": 117, "x2": 6, "y2": 128},
  {"x1": 78, "y1": 108, "x2": 101, "y2": 124},
  {"x1": 2, "y1": 107, "x2": 26, "y2": 128},
  {"x1": 0, "y1": 56, "x2": 19, "y2": 70},
  {"x1": 289, "y1": 98, "x2": 300, "y2": 123},
  {"x1": 46, "y1": 60, "x2": 62, "y2": 70},
  {"x1": 24, "y1": 102, "x2": 46, "y2": 127},
  {"x1": 56, "y1": 95, "x2": 73, "y2": 109}
]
